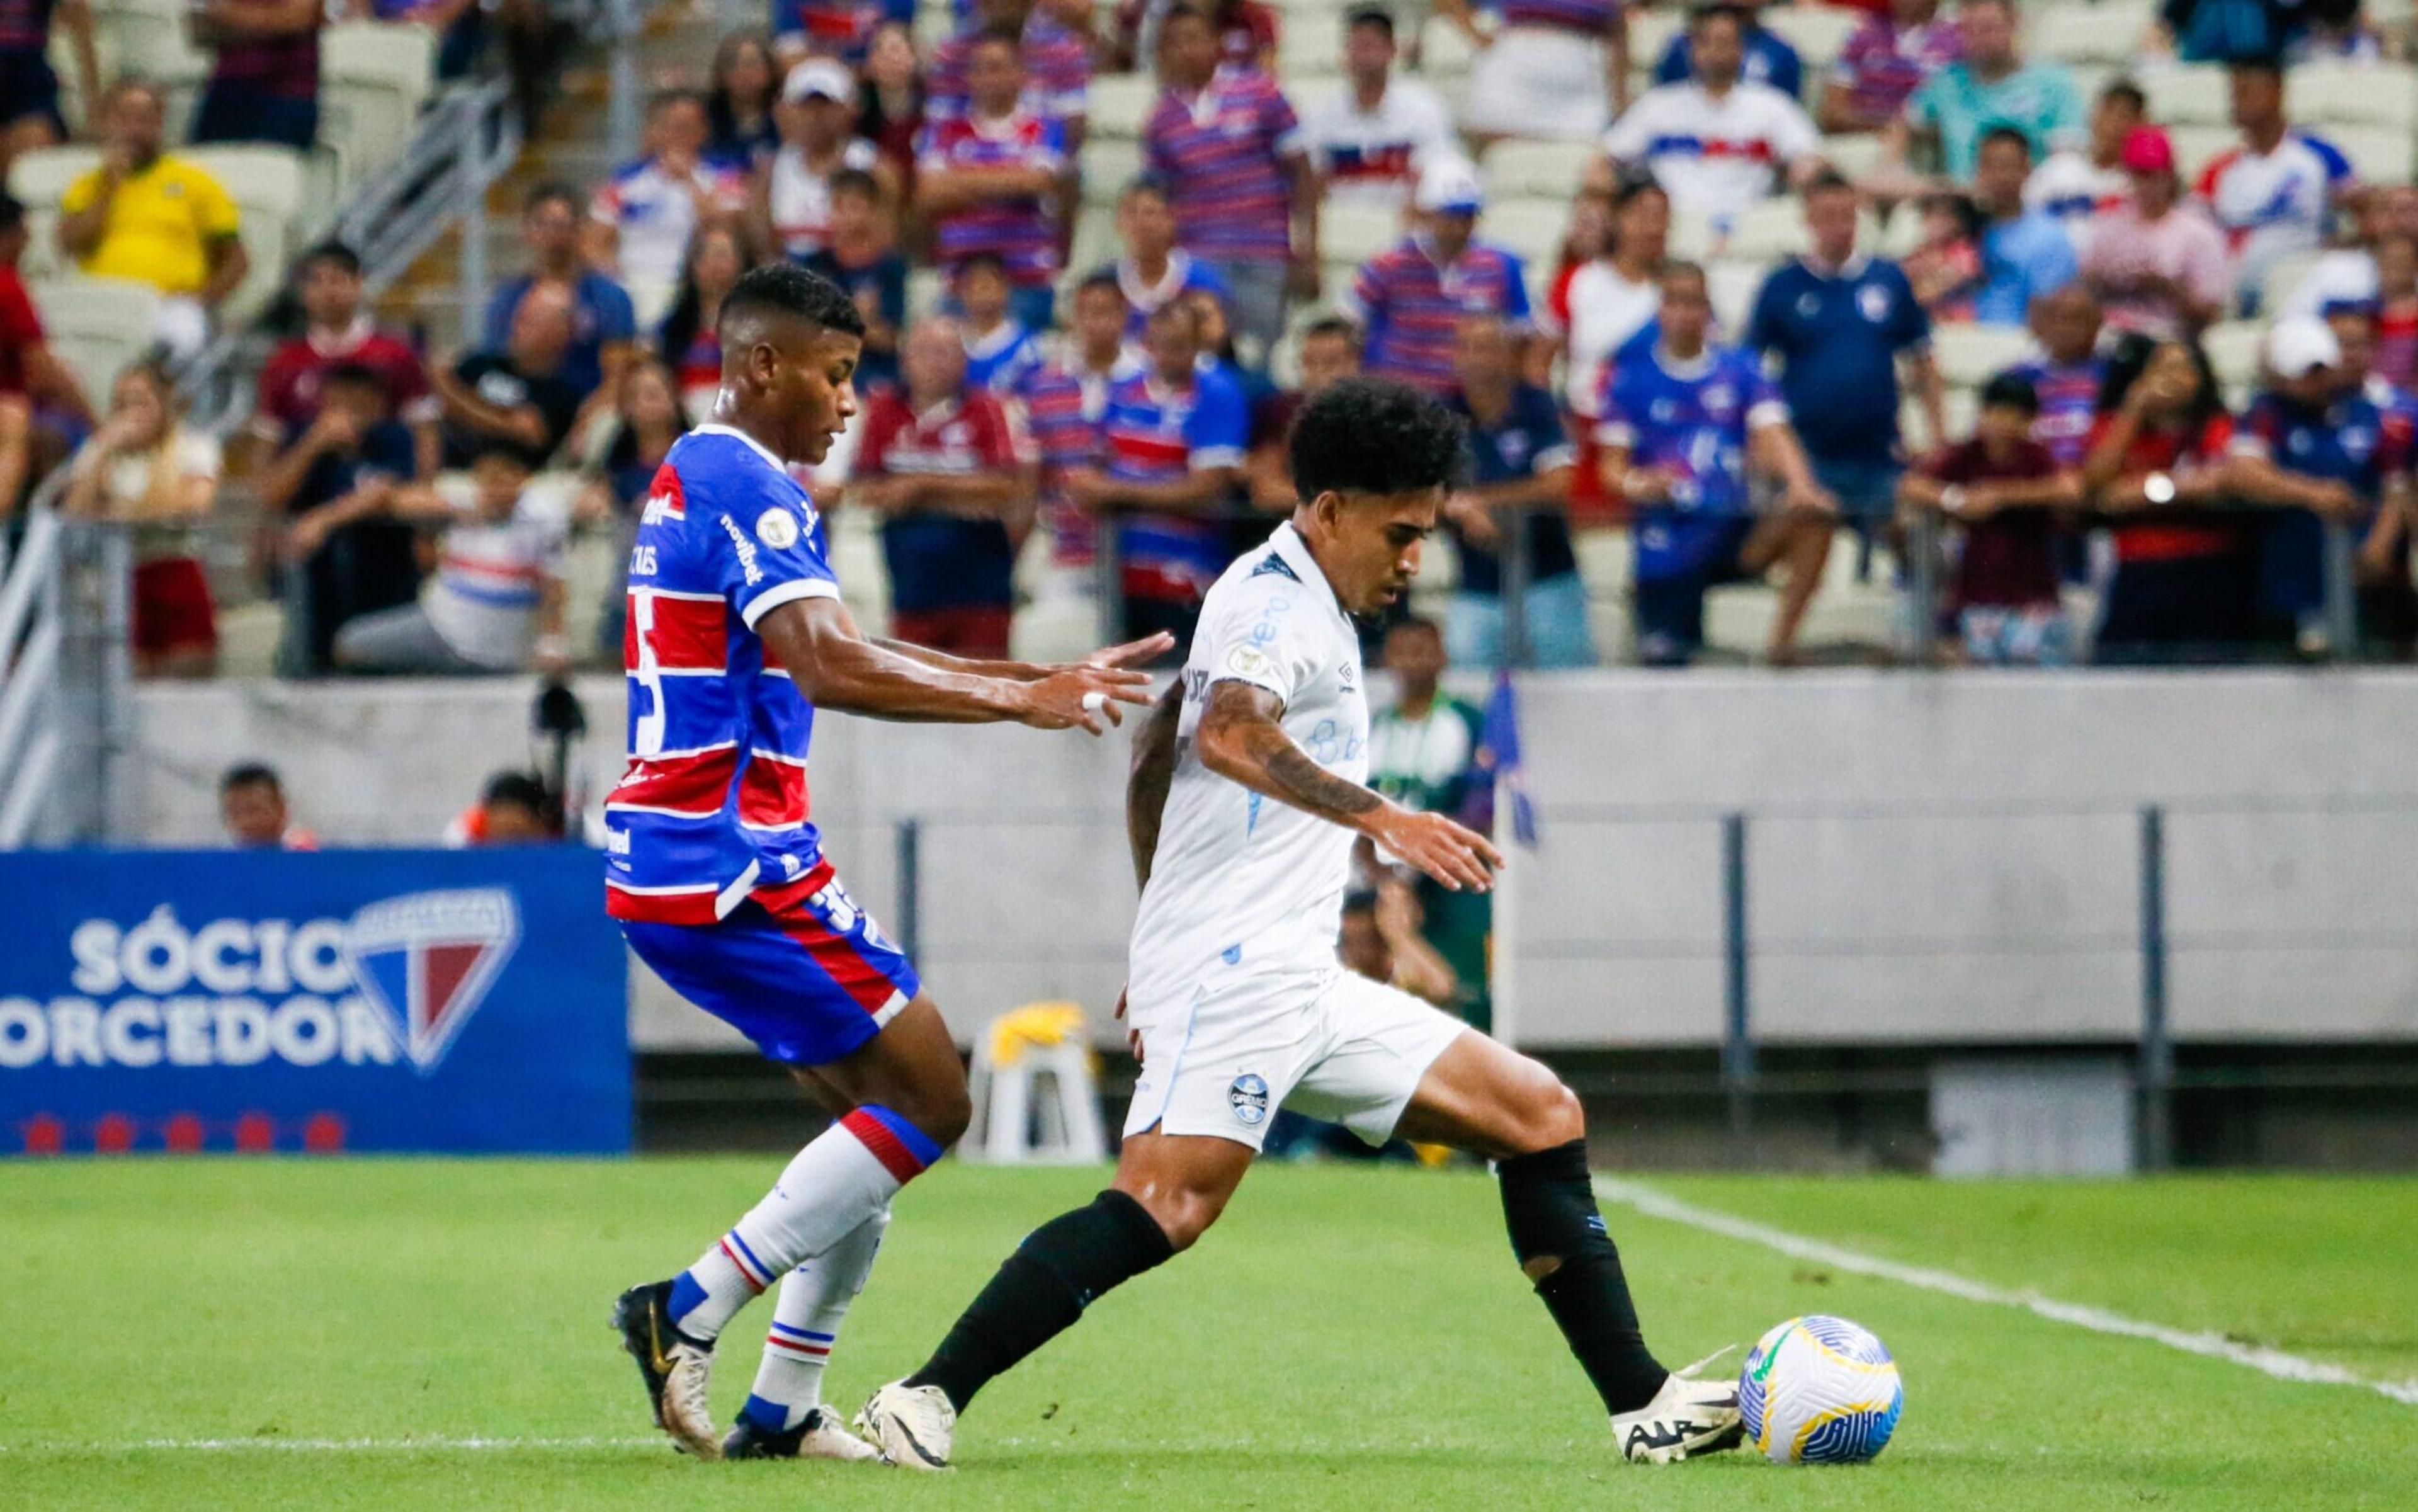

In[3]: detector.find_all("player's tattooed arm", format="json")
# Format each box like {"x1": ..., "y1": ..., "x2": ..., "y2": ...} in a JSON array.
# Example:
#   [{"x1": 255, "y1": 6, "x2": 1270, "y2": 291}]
[
  {"x1": 1195, "y1": 681, "x2": 1502, "y2": 892},
  {"x1": 1127, "y1": 678, "x2": 1185, "y2": 890},
  {"x1": 758, "y1": 597, "x2": 1149, "y2": 733},
  {"x1": 874, "y1": 632, "x2": 1174, "y2": 685}
]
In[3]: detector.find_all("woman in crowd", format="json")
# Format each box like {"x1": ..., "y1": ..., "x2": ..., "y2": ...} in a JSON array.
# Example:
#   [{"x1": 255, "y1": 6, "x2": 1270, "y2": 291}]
[
  {"x1": 2081, "y1": 334, "x2": 2248, "y2": 663},
  {"x1": 59, "y1": 361, "x2": 222, "y2": 678},
  {"x1": 705, "y1": 31, "x2": 784, "y2": 171},
  {"x1": 656, "y1": 223, "x2": 754, "y2": 419},
  {"x1": 579, "y1": 355, "x2": 689, "y2": 657},
  {"x1": 1552, "y1": 173, "x2": 1669, "y2": 519},
  {"x1": 858, "y1": 22, "x2": 929, "y2": 207}
]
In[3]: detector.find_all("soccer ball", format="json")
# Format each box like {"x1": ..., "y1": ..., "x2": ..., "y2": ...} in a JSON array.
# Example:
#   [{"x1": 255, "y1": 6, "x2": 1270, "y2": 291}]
[{"x1": 1736, "y1": 1315, "x2": 1904, "y2": 1465}]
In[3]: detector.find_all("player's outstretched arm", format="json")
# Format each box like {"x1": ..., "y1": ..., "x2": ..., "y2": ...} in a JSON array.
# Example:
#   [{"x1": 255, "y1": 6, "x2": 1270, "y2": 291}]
[
  {"x1": 759, "y1": 597, "x2": 1151, "y2": 734},
  {"x1": 873, "y1": 631, "x2": 1174, "y2": 684},
  {"x1": 1194, "y1": 680, "x2": 1502, "y2": 892}
]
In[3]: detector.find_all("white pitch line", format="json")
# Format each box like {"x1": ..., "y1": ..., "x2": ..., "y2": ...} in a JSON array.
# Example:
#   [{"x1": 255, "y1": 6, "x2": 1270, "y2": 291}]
[
  {"x1": 0, "y1": 1435, "x2": 665, "y2": 1454},
  {"x1": 1593, "y1": 1178, "x2": 2418, "y2": 1407}
]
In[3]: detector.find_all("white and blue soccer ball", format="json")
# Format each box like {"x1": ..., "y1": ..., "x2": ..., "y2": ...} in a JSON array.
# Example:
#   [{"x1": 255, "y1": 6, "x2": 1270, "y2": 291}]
[{"x1": 1737, "y1": 1315, "x2": 1903, "y2": 1465}]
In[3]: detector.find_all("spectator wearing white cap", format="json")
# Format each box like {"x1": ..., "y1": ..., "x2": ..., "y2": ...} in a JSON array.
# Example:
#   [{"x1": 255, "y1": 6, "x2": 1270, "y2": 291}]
[
  {"x1": 2230, "y1": 315, "x2": 2415, "y2": 657},
  {"x1": 1439, "y1": 0, "x2": 1628, "y2": 145},
  {"x1": 751, "y1": 57, "x2": 887, "y2": 266},
  {"x1": 1600, "y1": 5, "x2": 1820, "y2": 229},
  {"x1": 1301, "y1": 7, "x2": 1456, "y2": 219},
  {"x1": 584, "y1": 89, "x2": 747, "y2": 328},
  {"x1": 1339, "y1": 158, "x2": 1535, "y2": 394}
]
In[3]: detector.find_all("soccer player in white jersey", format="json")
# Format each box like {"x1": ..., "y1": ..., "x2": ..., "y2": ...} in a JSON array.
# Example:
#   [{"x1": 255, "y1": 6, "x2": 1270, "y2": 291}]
[
  {"x1": 860, "y1": 378, "x2": 1744, "y2": 1468},
  {"x1": 603, "y1": 263, "x2": 1169, "y2": 1462}
]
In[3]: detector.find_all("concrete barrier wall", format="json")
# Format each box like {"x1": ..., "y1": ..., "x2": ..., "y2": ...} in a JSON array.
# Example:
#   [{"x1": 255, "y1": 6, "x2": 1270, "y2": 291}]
[{"x1": 120, "y1": 671, "x2": 2418, "y2": 1050}]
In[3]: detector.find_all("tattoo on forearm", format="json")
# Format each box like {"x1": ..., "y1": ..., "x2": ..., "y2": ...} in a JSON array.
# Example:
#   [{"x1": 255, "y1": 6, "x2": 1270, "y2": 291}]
[{"x1": 1249, "y1": 726, "x2": 1383, "y2": 824}]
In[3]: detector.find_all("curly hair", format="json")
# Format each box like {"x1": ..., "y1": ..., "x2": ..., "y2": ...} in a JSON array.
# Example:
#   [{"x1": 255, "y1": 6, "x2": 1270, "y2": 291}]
[
  {"x1": 1288, "y1": 377, "x2": 1466, "y2": 503},
  {"x1": 719, "y1": 261, "x2": 868, "y2": 341}
]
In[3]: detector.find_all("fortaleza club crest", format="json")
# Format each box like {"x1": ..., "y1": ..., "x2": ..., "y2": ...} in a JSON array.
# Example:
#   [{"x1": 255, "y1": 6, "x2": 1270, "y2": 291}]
[{"x1": 341, "y1": 889, "x2": 521, "y2": 1076}]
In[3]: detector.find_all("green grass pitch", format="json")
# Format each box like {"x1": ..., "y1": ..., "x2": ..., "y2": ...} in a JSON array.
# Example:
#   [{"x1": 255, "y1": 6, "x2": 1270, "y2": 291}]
[{"x1": 4, "y1": 1160, "x2": 2414, "y2": 1510}]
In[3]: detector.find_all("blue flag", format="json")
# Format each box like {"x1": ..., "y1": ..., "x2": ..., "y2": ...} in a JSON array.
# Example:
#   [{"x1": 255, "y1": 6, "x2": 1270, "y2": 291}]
[{"x1": 1477, "y1": 671, "x2": 1538, "y2": 850}]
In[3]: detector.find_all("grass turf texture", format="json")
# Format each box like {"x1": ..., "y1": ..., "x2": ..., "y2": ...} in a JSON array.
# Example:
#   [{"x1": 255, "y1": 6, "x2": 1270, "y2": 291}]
[{"x1": 4, "y1": 1161, "x2": 2413, "y2": 1511}]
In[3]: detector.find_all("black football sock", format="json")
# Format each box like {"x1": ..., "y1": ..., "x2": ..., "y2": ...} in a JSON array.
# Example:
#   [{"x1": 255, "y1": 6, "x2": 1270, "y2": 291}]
[
  {"x1": 905, "y1": 1188, "x2": 1176, "y2": 1413},
  {"x1": 1499, "y1": 1139, "x2": 1668, "y2": 1414}
]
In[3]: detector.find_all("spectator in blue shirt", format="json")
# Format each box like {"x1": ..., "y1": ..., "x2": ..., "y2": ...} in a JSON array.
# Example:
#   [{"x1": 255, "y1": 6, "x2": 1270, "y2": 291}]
[
  {"x1": 1745, "y1": 173, "x2": 1945, "y2": 547},
  {"x1": 1655, "y1": 0, "x2": 1803, "y2": 101},
  {"x1": 254, "y1": 363, "x2": 426, "y2": 673},
  {"x1": 1971, "y1": 126, "x2": 2079, "y2": 327},
  {"x1": 1598, "y1": 261, "x2": 1837, "y2": 666},
  {"x1": 1443, "y1": 312, "x2": 1592, "y2": 669},
  {"x1": 482, "y1": 183, "x2": 638, "y2": 440}
]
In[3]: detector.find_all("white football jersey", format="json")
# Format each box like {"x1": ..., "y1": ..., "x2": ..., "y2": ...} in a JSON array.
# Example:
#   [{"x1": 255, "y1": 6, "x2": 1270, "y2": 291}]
[
  {"x1": 1127, "y1": 521, "x2": 1368, "y2": 1011},
  {"x1": 1301, "y1": 79, "x2": 1458, "y2": 215}
]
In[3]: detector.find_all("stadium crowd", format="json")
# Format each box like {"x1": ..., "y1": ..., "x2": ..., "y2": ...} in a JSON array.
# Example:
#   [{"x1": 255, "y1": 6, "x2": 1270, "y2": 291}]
[{"x1": 6, "y1": 0, "x2": 2418, "y2": 675}]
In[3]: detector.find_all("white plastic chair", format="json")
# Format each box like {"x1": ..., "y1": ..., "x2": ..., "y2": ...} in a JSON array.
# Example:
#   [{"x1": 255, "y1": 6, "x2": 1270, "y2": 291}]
[{"x1": 963, "y1": 1003, "x2": 1108, "y2": 1165}]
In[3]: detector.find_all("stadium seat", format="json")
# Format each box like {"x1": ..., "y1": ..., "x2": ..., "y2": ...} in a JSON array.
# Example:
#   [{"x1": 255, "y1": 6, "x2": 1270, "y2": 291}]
[
  {"x1": 2203, "y1": 320, "x2": 2266, "y2": 390},
  {"x1": 1081, "y1": 138, "x2": 1142, "y2": 208},
  {"x1": 30, "y1": 275, "x2": 164, "y2": 399},
  {"x1": 2168, "y1": 124, "x2": 2235, "y2": 180},
  {"x1": 182, "y1": 145, "x2": 307, "y2": 324},
  {"x1": 2291, "y1": 61, "x2": 2418, "y2": 132},
  {"x1": 2325, "y1": 124, "x2": 2417, "y2": 187},
  {"x1": 1481, "y1": 139, "x2": 1598, "y2": 200},
  {"x1": 1930, "y1": 323, "x2": 2033, "y2": 390},
  {"x1": 2029, "y1": 1, "x2": 2157, "y2": 65},
  {"x1": 1418, "y1": 20, "x2": 1475, "y2": 78},
  {"x1": 1822, "y1": 131, "x2": 1886, "y2": 181},
  {"x1": 1706, "y1": 258, "x2": 1764, "y2": 334},
  {"x1": 1325, "y1": 206, "x2": 1403, "y2": 269},
  {"x1": 321, "y1": 22, "x2": 439, "y2": 185},
  {"x1": 1087, "y1": 74, "x2": 1158, "y2": 142},
  {"x1": 1723, "y1": 198, "x2": 1812, "y2": 263},
  {"x1": 6, "y1": 146, "x2": 99, "y2": 281},
  {"x1": 93, "y1": 0, "x2": 209, "y2": 90},
  {"x1": 1759, "y1": 6, "x2": 1861, "y2": 73},
  {"x1": 2259, "y1": 248, "x2": 2323, "y2": 316},
  {"x1": 1486, "y1": 196, "x2": 1566, "y2": 268},
  {"x1": 1626, "y1": 9, "x2": 1684, "y2": 79},
  {"x1": 2141, "y1": 66, "x2": 2232, "y2": 128},
  {"x1": 1065, "y1": 205, "x2": 1119, "y2": 285}
]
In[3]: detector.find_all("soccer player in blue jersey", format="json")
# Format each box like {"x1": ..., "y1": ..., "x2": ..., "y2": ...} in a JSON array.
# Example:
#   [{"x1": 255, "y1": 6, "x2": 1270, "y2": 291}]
[
  {"x1": 1596, "y1": 261, "x2": 1837, "y2": 666},
  {"x1": 604, "y1": 263, "x2": 1168, "y2": 1462}
]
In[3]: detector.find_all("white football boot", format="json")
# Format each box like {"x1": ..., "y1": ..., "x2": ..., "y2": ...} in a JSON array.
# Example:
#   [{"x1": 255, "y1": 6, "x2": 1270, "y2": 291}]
[
  {"x1": 856, "y1": 1380, "x2": 956, "y2": 1470},
  {"x1": 1612, "y1": 1348, "x2": 1745, "y2": 1464},
  {"x1": 611, "y1": 1280, "x2": 722, "y2": 1460}
]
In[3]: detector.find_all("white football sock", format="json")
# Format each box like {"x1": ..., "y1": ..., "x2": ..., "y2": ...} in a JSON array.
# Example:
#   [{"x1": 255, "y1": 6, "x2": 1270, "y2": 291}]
[
  {"x1": 669, "y1": 1106, "x2": 936, "y2": 1343},
  {"x1": 741, "y1": 1204, "x2": 890, "y2": 1430}
]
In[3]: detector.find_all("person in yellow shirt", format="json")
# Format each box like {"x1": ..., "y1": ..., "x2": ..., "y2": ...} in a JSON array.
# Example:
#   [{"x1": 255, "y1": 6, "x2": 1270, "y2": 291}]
[{"x1": 55, "y1": 79, "x2": 250, "y2": 358}]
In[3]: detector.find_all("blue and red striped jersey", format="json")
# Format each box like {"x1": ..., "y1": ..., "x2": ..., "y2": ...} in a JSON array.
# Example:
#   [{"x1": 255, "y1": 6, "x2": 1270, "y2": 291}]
[
  {"x1": 1021, "y1": 352, "x2": 1140, "y2": 567},
  {"x1": 916, "y1": 108, "x2": 1067, "y2": 287},
  {"x1": 1349, "y1": 235, "x2": 1532, "y2": 394},
  {"x1": 605, "y1": 426, "x2": 841, "y2": 926},
  {"x1": 1494, "y1": 0, "x2": 1623, "y2": 36},
  {"x1": 1101, "y1": 365, "x2": 1248, "y2": 602},
  {"x1": 927, "y1": 14, "x2": 1092, "y2": 123},
  {"x1": 2002, "y1": 355, "x2": 2106, "y2": 471},
  {"x1": 1143, "y1": 65, "x2": 1304, "y2": 266}
]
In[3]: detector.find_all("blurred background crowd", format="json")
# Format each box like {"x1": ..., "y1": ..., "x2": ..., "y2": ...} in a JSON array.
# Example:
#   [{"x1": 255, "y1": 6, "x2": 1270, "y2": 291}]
[{"x1": 8, "y1": 0, "x2": 2418, "y2": 684}]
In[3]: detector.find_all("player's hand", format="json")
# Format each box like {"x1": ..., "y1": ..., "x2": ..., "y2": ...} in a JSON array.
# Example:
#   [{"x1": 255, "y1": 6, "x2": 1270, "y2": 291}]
[
  {"x1": 1362, "y1": 804, "x2": 1502, "y2": 894},
  {"x1": 1446, "y1": 491, "x2": 1501, "y2": 548},
  {"x1": 1081, "y1": 631, "x2": 1176, "y2": 670},
  {"x1": 1115, "y1": 986, "x2": 1142, "y2": 1064},
  {"x1": 1018, "y1": 663, "x2": 1155, "y2": 734}
]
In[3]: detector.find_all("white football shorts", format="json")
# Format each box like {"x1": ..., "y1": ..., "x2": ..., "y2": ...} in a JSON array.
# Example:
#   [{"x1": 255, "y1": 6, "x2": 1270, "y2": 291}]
[{"x1": 1122, "y1": 968, "x2": 1470, "y2": 1152}]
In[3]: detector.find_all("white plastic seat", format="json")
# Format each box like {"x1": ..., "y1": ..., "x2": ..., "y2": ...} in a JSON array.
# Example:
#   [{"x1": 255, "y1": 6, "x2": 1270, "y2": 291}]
[
  {"x1": 1482, "y1": 138, "x2": 1598, "y2": 200},
  {"x1": 321, "y1": 22, "x2": 438, "y2": 179},
  {"x1": 1930, "y1": 322, "x2": 2033, "y2": 389},
  {"x1": 2291, "y1": 61, "x2": 2418, "y2": 131},
  {"x1": 1081, "y1": 137, "x2": 1143, "y2": 207},
  {"x1": 1086, "y1": 73, "x2": 1159, "y2": 142},
  {"x1": 1326, "y1": 202, "x2": 1406, "y2": 268},
  {"x1": 1485, "y1": 196, "x2": 1567, "y2": 268},
  {"x1": 2142, "y1": 65, "x2": 2231, "y2": 127},
  {"x1": 1625, "y1": 10, "x2": 1685, "y2": 79},
  {"x1": 183, "y1": 144, "x2": 307, "y2": 324},
  {"x1": 2028, "y1": 1, "x2": 2156, "y2": 65},
  {"x1": 2324, "y1": 123, "x2": 2415, "y2": 186},
  {"x1": 1706, "y1": 258, "x2": 1764, "y2": 335},
  {"x1": 31, "y1": 275, "x2": 164, "y2": 397},
  {"x1": 2203, "y1": 320, "x2": 2265, "y2": 391},
  {"x1": 2167, "y1": 123, "x2": 2235, "y2": 180},
  {"x1": 1759, "y1": 6, "x2": 1861, "y2": 73}
]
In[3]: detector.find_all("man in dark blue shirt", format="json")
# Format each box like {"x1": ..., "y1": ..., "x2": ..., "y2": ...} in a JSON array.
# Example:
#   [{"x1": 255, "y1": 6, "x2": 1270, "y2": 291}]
[
  {"x1": 1745, "y1": 173, "x2": 1945, "y2": 557},
  {"x1": 1443, "y1": 313, "x2": 1591, "y2": 668},
  {"x1": 1655, "y1": 0, "x2": 1803, "y2": 100},
  {"x1": 482, "y1": 183, "x2": 638, "y2": 407},
  {"x1": 255, "y1": 362, "x2": 425, "y2": 673}
]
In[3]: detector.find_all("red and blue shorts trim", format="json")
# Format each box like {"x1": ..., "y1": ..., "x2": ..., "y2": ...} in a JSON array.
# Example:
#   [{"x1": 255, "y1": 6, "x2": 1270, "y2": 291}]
[{"x1": 620, "y1": 863, "x2": 921, "y2": 1068}]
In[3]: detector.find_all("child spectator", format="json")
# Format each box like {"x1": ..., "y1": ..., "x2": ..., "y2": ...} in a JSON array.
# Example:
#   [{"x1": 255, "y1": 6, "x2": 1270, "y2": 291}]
[
  {"x1": 706, "y1": 31, "x2": 783, "y2": 171},
  {"x1": 436, "y1": 279, "x2": 586, "y2": 468},
  {"x1": 848, "y1": 316, "x2": 1038, "y2": 657},
  {"x1": 755, "y1": 58, "x2": 887, "y2": 264},
  {"x1": 587, "y1": 90, "x2": 746, "y2": 326},
  {"x1": 59, "y1": 361, "x2": 223, "y2": 678},
  {"x1": 190, "y1": 0, "x2": 322, "y2": 149},
  {"x1": 2005, "y1": 284, "x2": 2108, "y2": 471},
  {"x1": 803, "y1": 169, "x2": 909, "y2": 396},
  {"x1": 254, "y1": 362, "x2": 428, "y2": 672},
  {"x1": 655, "y1": 223, "x2": 754, "y2": 419},
  {"x1": 2081, "y1": 334, "x2": 2247, "y2": 664},
  {"x1": 916, "y1": 26, "x2": 1071, "y2": 332},
  {"x1": 1903, "y1": 189, "x2": 1987, "y2": 321},
  {"x1": 955, "y1": 253, "x2": 1046, "y2": 394},
  {"x1": 1900, "y1": 372, "x2": 2080, "y2": 665},
  {"x1": 312, "y1": 443, "x2": 572, "y2": 675}
]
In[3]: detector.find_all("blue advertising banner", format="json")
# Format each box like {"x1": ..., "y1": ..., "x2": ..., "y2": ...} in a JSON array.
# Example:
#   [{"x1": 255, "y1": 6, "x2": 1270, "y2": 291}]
[{"x1": 0, "y1": 848, "x2": 629, "y2": 1155}]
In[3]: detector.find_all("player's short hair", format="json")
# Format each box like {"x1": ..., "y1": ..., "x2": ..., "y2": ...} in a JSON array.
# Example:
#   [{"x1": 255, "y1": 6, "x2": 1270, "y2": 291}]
[
  {"x1": 220, "y1": 762, "x2": 283, "y2": 797},
  {"x1": 1290, "y1": 378, "x2": 1466, "y2": 503},
  {"x1": 719, "y1": 262, "x2": 868, "y2": 343},
  {"x1": 1979, "y1": 372, "x2": 2041, "y2": 416},
  {"x1": 1978, "y1": 125, "x2": 2034, "y2": 162},
  {"x1": 298, "y1": 239, "x2": 363, "y2": 278},
  {"x1": 2100, "y1": 77, "x2": 2147, "y2": 115},
  {"x1": 481, "y1": 770, "x2": 550, "y2": 812},
  {"x1": 827, "y1": 169, "x2": 883, "y2": 206},
  {"x1": 1302, "y1": 315, "x2": 1361, "y2": 350},
  {"x1": 1344, "y1": 6, "x2": 1394, "y2": 40}
]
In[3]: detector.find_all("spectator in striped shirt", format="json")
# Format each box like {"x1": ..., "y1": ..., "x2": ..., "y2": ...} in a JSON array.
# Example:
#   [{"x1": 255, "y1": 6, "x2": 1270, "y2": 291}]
[
  {"x1": 1062, "y1": 297, "x2": 1249, "y2": 651},
  {"x1": 1821, "y1": 0, "x2": 1960, "y2": 136},
  {"x1": 2004, "y1": 283, "x2": 2108, "y2": 472},
  {"x1": 1344, "y1": 157, "x2": 1535, "y2": 395},
  {"x1": 1022, "y1": 271, "x2": 1144, "y2": 571},
  {"x1": 916, "y1": 27, "x2": 1073, "y2": 334},
  {"x1": 930, "y1": 0, "x2": 1092, "y2": 148},
  {"x1": 190, "y1": 0, "x2": 322, "y2": 149},
  {"x1": 955, "y1": 253, "x2": 1048, "y2": 394},
  {"x1": 1142, "y1": 3, "x2": 1319, "y2": 357}
]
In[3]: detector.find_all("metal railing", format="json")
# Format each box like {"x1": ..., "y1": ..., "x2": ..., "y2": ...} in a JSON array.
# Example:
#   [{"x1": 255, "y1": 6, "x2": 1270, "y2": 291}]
[{"x1": 0, "y1": 504, "x2": 133, "y2": 848}]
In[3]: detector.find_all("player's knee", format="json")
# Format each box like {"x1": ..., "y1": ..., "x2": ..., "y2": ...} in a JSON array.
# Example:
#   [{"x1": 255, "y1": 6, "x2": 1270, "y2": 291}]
[{"x1": 1511, "y1": 1071, "x2": 1585, "y2": 1154}]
